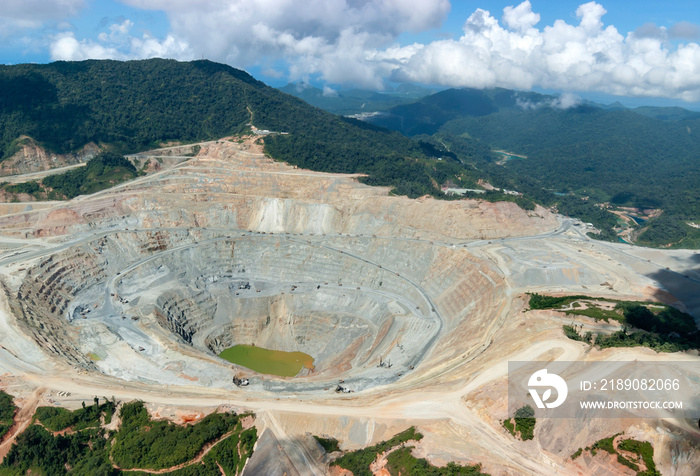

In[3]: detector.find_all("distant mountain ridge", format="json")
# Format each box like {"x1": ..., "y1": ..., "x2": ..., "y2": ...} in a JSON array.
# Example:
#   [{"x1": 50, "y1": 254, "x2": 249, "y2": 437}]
[
  {"x1": 366, "y1": 88, "x2": 562, "y2": 135},
  {"x1": 363, "y1": 86, "x2": 700, "y2": 247},
  {"x1": 278, "y1": 82, "x2": 436, "y2": 115},
  {"x1": 368, "y1": 87, "x2": 700, "y2": 136}
]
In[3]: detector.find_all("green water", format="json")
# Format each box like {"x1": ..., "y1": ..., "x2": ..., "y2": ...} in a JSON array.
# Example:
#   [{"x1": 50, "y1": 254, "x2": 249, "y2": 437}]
[{"x1": 218, "y1": 344, "x2": 314, "y2": 377}]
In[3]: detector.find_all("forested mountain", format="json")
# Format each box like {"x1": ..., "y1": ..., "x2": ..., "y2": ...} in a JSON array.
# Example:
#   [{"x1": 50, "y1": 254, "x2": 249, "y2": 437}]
[
  {"x1": 278, "y1": 82, "x2": 435, "y2": 115},
  {"x1": 366, "y1": 87, "x2": 700, "y2": 248},
  {"x1": 443, "y1": 107, "x2": 700, "y2": 209},
  {"x1": 631, "y1": 106, "x2": 700, "y2": 121},
  {"x1": 368, "y1": 88, "x2": 558, "y2": 136},
  {"x1": 0, "y1": 59, "x2": 456, "y2": 198},
  {"x1": 0, "y1": 60, "x2": 259, "y2": 158},
  {"x1": 4, "y1": 60, "x2": 699, "y2": 247}
]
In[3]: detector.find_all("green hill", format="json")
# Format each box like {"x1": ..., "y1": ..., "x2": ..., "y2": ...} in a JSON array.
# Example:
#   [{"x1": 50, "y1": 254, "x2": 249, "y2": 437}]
[
  {"x1": 441, "y1": 106, "x2": 700, "y2": 246},
  {"x1": 0, "y1": 59, "x2": 260, "y2": 158},
  {"x1": 367, "y1": 87, "x2": 700, "y2": 247},
  {"x1": 368, "y1": 87, "x2": 557, "y2": 136},
  {"x1": 0, "y1": 59, "x2": 459, "y2": 198}
]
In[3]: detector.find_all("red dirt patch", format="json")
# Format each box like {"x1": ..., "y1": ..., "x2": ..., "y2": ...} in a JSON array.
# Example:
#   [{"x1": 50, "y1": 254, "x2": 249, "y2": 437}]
[{"x1": 177, "y1": 373, "x2": 199, "y2": 382}]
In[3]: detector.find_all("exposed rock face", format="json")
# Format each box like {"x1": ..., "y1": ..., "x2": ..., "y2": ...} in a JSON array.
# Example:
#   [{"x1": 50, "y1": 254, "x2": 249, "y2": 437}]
[
  {"x1": 0, "y1": 137, "x2": 557, "y2": 389},
  {"x1": 0, "y1": 139, "x2": 557, "y2": 240},
  {"x1": 0, "y1": 137, "x2": 99, "y2": 177},
  {"x1": 1, "y1": 137, "x2": 698, "y2": 474},
  {"x1": 7, "y1": 226, "x2": 502, "y2": 386},
  {"x1": 242, "y1": 429, "x2": 301, "y2": 476}
]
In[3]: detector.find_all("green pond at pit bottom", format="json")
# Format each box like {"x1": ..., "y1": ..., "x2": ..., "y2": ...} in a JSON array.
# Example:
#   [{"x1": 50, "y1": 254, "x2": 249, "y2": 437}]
[{"x1": 218, "y1": 344, "x2": 315, "y2": 377}]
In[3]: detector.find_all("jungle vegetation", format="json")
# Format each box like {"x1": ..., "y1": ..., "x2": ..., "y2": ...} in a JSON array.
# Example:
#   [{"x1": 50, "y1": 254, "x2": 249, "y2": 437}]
[
  {"x1": 331, "y1": 427, "x2": 488, "y2": 476},
  {"x1": 0, "y1": 397, "x2": 256, "y2": 475},
  {"x1": 368, "y1": 87, "x2": 700, "y2": 247},
  {"x1": 528, "y1": 293, "x2": 700, "y2": 352},
  {"x1": 0, "y1": 59, "x2": 457, "y2": 200}
]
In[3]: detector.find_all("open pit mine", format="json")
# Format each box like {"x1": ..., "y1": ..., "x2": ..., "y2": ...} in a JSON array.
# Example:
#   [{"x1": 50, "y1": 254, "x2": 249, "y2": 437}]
[{"x1": 0, "y1": 137, "x2": 698, "y2": 475}]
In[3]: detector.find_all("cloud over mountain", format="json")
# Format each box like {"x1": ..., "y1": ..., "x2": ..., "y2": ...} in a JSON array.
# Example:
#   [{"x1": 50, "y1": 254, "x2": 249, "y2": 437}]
[
  {"x1": 4, "y1": 0, "x2": 700, "y2": 101},
  {"x1": 112, "y1": 0, "x2": 451, "y2": 88},
  {"x1": 392, "y1": 1, "x2": 700, "y2": 101}
]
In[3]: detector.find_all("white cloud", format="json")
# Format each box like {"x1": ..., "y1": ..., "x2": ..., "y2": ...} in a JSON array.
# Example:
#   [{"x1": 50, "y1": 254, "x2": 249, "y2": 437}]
[
  {"x1": 49, "y1": 19, "x2": 193, "y2": 62},
  {"x1": 392, "y1": 1, "x2": 700, "y2": 101},
  {"x1": 129, "y1": 33, "x2": 191, "y2": 59},
  {"x1": 0, "y1": 0, "x2": 85, "y2": 38},
  {"x1": 103, "y1": 19, "x2": 134, "y2": 39},
  {"x1": 515, "y1": 92, "x2": 581, "y2": 110},
  {"x1": 322, "y1": 85, "x2": 338, "y2": 97},
  {"x1": 112, "y1": 0, "x2": 450, "y2": 88},
  {"x1": 50, "y1": 33, "x2": 124, "y2": 61},
  {"x1": 503, "y1": 1, "x2": 539, "y2": 32},
  {"x1": 552, "y1": 92, "x2": 582, "y2": 109},
  {"x1": 14, "y1": 0, "x2": 700, "y2": 101}
]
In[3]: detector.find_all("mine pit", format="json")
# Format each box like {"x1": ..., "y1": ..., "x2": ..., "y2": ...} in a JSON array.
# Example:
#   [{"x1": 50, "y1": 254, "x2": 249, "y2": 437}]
[
  {"x1": 0, "y1": 139, "x2": 549, "y2": 395},
  {"x1": 2, "y1": 138, "x2": 697, "y2": 474},
  {"x1": 6, "y1": 219, "x2": 504, "y2": 391},
  {"x1": 5, "y1": 219, "x2": 505, "y2": 390}
]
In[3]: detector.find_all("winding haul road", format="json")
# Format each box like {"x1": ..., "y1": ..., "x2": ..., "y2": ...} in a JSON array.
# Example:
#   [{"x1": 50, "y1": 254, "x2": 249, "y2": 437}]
[
  {"x1": 1, "y1": 139, "x2": 698, "y2": 475},
  {"x1": 0, "y1": 215, "x2": 648, "y2": 475}
]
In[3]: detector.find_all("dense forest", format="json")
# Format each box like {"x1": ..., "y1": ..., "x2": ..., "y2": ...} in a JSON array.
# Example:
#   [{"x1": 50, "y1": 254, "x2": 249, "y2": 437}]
[
  {"x1": 5, "y1": 59, "x2": 700, "y2": 246},
  {"x1": 0, "y1": 151, "x2": 139, "y2": 200},
  {"x1": 34, "y1": 397, "x2": 116, "y2": 431},
  {"x1": 42, "y1": 151, "x2": 139, "y2": 198},
  {"x1": 111, "y1": 401, "x2": 252, "y2": 470},
  {"x1": 444, "y1": 107, "x2": 700, "y2": 229},
  {"x1": 367, "y1": 87, "x2": 700, "y2": 247},
  {"x1": 0, "y1": 59, "x2": 257, "y2": 158},
  {"x1": 0, "y1": 398, "x2": 256, "y2": 475},
  {"x1": 0, "y1": 59, "x2": 458, "y2": 199},
  {"x1": 0, "y1": 390, "x2": 16, "y2": 441}
]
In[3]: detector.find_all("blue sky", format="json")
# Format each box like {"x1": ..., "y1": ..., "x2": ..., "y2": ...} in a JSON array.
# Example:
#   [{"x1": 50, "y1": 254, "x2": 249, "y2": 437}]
[
  {"x1": 2, "y1": 1, "x2": 700, "y2": 107},
  {"x1": 408, "y1": 1, "x2": 700, "y2": 43}
]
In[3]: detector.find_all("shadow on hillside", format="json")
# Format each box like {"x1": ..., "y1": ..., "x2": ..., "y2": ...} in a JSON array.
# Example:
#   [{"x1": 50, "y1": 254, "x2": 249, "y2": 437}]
[{"x1": 646, "y1": 253, "x2": 700, "y2": 326}]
